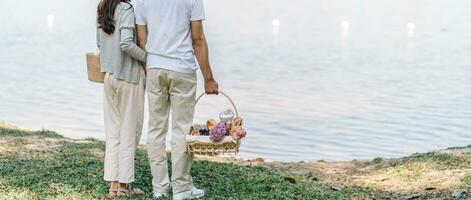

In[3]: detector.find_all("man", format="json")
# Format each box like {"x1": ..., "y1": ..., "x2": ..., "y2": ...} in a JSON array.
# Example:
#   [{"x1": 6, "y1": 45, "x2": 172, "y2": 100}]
[{"x1": 134, "y1": 0, "x2": 218, "y2": 199}]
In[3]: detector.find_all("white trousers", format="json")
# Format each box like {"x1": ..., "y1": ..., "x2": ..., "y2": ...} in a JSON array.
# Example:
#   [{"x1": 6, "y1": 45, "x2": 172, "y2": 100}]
[
  {"x1": 146, "y1": 68, "x2": 197, "y2": 194},
  {"x1": 103, "y1": 69, "x2": 145, "y2": 183}
]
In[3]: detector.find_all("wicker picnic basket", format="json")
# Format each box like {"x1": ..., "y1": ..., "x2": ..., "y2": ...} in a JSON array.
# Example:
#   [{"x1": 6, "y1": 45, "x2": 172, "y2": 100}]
[
  {"x1": 187, "y1": 91, "x2": 244, "y2": 156},
  {"x1": 86, "y1": 52, "x2": 105, "y2": 83}
]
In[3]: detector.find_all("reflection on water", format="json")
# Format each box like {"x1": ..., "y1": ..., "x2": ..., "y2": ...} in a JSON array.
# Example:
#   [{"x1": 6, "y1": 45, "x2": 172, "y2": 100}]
[
  {"x1": 47, "y1": 14, "x2": 55, "y2": 33},
  {"x1": 407, "y1": 22, "x2": 416, "y2": 38},
  {"x1": 272, "y1": 19, "x2": 280, "y2": 37},
  {"x1": 0, "y1": 0, "x2": 470, "y2": 161},
  {"x1": 341, "y1": 20, "x2": 349, "y2": 40}
]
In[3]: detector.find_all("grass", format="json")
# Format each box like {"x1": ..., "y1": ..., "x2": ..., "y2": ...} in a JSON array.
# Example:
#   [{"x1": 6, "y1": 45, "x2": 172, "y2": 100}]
[
  {"x1": 3, "y1": 123, "x2": 471, "y2": 199},
  {"x1": 0, "y1": 125, "x2": 378, "y2": 200}
]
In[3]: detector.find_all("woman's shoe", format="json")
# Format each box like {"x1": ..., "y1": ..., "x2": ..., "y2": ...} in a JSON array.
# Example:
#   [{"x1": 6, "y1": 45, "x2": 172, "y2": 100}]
[
  {"x1": 106, "y1": 189, "x2": 118, "y2": 199},
  {"x1": 106, "y1": 182, "x2": 119, "y2": 199},
  {"x1": 117, "y1": 184, "x2": 144, "y2": 197}
]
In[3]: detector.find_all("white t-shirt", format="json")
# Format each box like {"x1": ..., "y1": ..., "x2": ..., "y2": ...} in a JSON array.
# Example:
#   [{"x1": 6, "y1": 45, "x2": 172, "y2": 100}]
[{"x1": 134, "y1": 0, "x2": 206, "y2": 74}]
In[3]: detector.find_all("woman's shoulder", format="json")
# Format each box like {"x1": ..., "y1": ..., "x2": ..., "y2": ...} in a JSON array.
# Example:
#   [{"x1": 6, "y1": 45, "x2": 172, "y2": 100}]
[
  {"x1": 117, "y1": 2, "x2": 135, "y2": 25},
  {"x1": 118, "y1": 2, "x2": 134, "y2": 11}
]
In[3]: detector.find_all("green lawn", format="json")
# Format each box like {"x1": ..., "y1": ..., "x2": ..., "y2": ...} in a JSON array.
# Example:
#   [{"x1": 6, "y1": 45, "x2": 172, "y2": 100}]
[{"x1": 0, "y1": 126, "x2": 377, "y2": 200}]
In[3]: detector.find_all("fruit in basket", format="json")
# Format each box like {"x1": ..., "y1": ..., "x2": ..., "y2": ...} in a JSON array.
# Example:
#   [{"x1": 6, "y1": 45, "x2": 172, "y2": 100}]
[
  {"x1": 227, "y1": 123, "x2": 233, "y2": 135},
  {"x1": 233, "y1": 116, "x2": 243, "y2": 126},
  {"x1": 210, "y1": 121, "x2": 227, "y2": 142},
  {"x1": 199, "y1": 129, "x2": 210, "y2": 136},
  {"x1": 191, "y1": 129, "x2": 200, "y2": 136},
  {"x1": 207, "y1": 119, "x2": 217, "y2": 130},
  {"x1": 230, "y1": 126, "x2": 247, "y2": 140}
]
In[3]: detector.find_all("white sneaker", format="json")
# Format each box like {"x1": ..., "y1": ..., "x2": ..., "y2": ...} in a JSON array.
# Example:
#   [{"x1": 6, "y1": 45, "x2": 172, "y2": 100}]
[
  {"x1": 173, "y1": 187, "x2": 205, "y2": 200},
  {"x1": 153, "y1": 191, "x2": 169, "y2": 198}
]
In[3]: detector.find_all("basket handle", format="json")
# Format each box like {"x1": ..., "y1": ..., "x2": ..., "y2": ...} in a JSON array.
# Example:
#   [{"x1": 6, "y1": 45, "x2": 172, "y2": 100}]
[{"x1": 195, "y1": 91, "x2": 239, "y2": 117}]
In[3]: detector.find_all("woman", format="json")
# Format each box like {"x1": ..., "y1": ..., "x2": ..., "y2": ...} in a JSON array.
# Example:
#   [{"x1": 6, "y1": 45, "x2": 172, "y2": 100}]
[{"x1": 96, "y1": 0, "x2": 146, "y2": 197}]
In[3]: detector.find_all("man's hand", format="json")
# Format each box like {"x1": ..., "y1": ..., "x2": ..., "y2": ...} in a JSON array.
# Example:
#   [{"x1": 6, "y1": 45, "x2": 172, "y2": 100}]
[
  {"x1": 204, "y1": 78, "x2": 219, "y2": 95},
  {"x1": 136, "y1": 25, "x2": 148, "y2": 75}
]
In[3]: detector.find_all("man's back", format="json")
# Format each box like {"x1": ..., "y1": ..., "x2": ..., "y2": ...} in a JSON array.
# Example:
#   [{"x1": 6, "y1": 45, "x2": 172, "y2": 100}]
[
  {"x1": 134, "y1": 0, "x2": 206, "y2": 74},
  {"x1": 136, "y1": 1, "x2": 218, "y2": 199}
]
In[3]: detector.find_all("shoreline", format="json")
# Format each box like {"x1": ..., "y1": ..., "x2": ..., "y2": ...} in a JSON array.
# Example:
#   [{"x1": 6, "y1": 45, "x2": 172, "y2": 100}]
[
  {"x1": 2, "y1": 121, "x2": 471, "y2": 199},
  {"x1": 4, "y1": 121, "x2": 463, "y2": 163}
]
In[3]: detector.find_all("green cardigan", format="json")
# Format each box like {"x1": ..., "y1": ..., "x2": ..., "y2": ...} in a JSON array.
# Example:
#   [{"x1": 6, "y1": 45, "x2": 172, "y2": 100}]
[{"x1": 96, "y1": 3, "x2": 146, "y2": 84}]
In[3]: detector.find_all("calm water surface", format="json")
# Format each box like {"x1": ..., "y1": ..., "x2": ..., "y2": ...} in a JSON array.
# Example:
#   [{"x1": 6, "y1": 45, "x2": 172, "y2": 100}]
[{"x1": 1, "y1": 0, "x2": 470, "y2": 161}]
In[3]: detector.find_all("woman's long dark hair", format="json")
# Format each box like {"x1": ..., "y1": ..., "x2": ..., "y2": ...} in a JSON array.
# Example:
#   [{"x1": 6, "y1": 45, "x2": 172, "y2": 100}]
[{"x1": 97, "y1": 0, "x2": 131, "y2": 35}]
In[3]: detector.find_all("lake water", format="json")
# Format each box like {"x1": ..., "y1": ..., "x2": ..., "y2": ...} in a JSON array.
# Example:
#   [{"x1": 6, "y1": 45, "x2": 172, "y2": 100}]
[{"x1": 1, "y1": 0, "x2": 470, "y2": 161}]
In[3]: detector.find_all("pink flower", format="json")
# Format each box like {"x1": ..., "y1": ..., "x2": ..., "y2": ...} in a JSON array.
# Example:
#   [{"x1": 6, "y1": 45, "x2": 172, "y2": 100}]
[{"x1": 230, "y1": 126, "x2": 247, "y2": 140}]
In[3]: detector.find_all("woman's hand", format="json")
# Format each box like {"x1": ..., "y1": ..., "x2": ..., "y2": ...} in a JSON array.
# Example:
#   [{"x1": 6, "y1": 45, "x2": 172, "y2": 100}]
[{"x1": 141, "y1": 62, "x2": 147, "y2": 75}]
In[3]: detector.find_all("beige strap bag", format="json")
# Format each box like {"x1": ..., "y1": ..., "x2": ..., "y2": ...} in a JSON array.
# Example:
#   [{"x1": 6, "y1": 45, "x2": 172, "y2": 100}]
[{"x1": 86, "y1": 52, "x2": 105, "y2": 83}]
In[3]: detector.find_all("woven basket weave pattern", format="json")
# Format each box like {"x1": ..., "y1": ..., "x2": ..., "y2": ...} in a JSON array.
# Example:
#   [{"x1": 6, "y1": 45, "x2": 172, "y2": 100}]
[
  {"x1": 187, "y1": 91, "x2": 242, "y2": 156},
  {"x1": 187, "y1": 140, "x2": 241, "y2": 156}
]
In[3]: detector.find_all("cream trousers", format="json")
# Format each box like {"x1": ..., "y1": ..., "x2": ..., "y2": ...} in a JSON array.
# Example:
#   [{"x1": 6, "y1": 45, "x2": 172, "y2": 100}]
[
  {"x1": 103, "y1": 69, "x2": 145, "y2": 183},
  {"x1": 146, "y1": 68, "x2": 197, "y2": 194}
]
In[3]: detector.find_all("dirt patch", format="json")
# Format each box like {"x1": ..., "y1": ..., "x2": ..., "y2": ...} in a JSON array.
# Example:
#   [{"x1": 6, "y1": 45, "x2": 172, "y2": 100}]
[
  {"x1": 0, "y1": 136, "x2": 96, "y2": 158},
  {"x1": 439, "y1": 148, "x2": 471, "y2": 157},
  {"x1": 0, "y1": 136, "x2": 64, "y2": 157},
  {"x1": 355, "y1": 162, "x2": 470, "y2": 193},
  {"x1": 88, "y1": 148, "x2": 105, "y2": 158},
  {"x1": 0, "y1": 122, "x2": 19, "y2": 130},
  {"x1": 197, "y1": 147, "x2": 471, "y2": 197}
]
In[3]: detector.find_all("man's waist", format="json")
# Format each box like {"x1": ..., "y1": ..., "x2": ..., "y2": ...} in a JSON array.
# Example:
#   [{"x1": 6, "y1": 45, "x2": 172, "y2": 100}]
[
  {"x1": 147, "y1": 52, "x2": 195, "y2": 61},
  {"x1": 146, "y1": 54, "x2": 198, "y2": 74}
]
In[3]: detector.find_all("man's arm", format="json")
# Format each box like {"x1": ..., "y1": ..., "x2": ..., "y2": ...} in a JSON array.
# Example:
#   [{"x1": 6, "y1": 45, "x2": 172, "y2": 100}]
[
  {"x1": 191, "y1": 20, "x2": 218, "y2": 95},
  {"x1": 136, "y1": 25, "x2": 147, "y2": 50}
]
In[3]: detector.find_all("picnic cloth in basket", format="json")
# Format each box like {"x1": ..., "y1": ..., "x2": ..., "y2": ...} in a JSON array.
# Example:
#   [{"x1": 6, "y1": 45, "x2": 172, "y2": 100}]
[{"x1": 187, "y1": 136, "x2": 237, "y2": 144}]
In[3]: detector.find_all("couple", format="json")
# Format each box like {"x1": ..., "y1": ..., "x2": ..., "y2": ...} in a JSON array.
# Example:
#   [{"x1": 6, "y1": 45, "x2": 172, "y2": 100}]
[{"x1": 96, "y1": 0, "x2": 218, "y2": 199}]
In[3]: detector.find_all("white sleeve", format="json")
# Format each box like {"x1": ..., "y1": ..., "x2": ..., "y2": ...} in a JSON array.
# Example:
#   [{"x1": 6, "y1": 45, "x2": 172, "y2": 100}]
[
  {"x1": 134, "y1": 0, "x2": 146, "y2": 25},
  {"x1": 191, "y1": 0, "x2": 206, "y2": 21}
]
